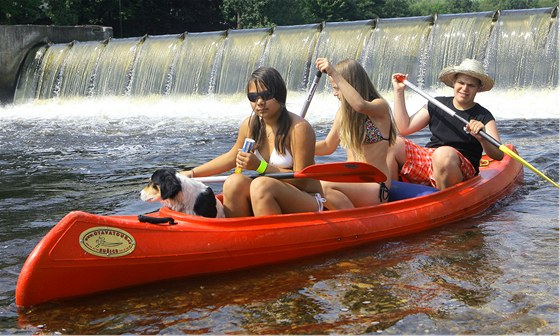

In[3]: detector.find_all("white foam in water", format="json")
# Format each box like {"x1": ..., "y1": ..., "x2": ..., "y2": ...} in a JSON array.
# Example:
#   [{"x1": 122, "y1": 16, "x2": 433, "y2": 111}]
[
  {"x1": 381, "y1": 87, "x2": 560, "y2": 120},
  {"x1": 0, "y1": 88, "x2": 558, "y2": 125}
]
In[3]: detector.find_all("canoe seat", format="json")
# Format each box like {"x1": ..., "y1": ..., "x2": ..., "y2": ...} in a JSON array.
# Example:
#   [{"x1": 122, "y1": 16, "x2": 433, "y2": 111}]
[{"x1": 388, "y1": 180, "x2": 438, "y2": 202}]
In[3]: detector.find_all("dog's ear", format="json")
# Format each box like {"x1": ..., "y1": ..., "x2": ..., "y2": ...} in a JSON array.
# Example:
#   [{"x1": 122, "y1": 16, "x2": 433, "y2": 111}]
[
  {"x1": 151, "y1": 168, "x2": 181, "y2": 200},
  {"x1": 194, "y1": 187, "x2": 218, "y2": 218}
]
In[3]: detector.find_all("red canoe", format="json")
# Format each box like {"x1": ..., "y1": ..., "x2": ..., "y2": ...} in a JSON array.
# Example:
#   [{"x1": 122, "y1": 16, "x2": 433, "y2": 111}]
[{"x1": 15, "y1": 145, "x2": 523, "y2": 308}]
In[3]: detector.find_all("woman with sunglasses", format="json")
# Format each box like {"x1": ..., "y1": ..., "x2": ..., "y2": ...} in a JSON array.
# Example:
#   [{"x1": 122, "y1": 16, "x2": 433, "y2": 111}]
[
  {"x1": 182, "y1": 67, "x2": 324, "y2": 217},
  {"x1": 315, "y1": 58, "x2": 396, "y2": 209}
]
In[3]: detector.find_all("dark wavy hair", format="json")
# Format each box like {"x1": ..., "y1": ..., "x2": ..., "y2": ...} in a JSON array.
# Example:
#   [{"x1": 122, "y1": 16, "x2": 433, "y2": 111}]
[{"x1": 247, "y1": 67, "x2": 292, "y2": 155}]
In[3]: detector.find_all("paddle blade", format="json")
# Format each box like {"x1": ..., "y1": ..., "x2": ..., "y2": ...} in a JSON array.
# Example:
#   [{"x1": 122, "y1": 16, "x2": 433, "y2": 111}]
[
  {"x1": 499, "y1": 145, "x2": 559, "y2": 188},
  {"x1": 296, "y1": 162, "x2": 386, "y2": 183}
]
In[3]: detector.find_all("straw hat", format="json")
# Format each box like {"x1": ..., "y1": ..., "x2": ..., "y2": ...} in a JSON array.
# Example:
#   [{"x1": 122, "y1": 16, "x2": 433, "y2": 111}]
[{"x1": 438, "y1": 59, "x2": 494, "y2": 92}]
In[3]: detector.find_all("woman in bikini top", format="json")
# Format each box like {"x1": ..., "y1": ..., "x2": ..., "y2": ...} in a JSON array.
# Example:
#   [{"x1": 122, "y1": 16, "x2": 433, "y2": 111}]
[
  {"x1": 182, "y1": 66, "x2": 323, "y2": 217},
  {"x1": 315, "y1": 58, "x2": 397, "y2": 209}
]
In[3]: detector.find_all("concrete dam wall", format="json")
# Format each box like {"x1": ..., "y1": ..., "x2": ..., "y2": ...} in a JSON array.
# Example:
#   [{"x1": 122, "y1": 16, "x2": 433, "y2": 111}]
[{"x1": 0, "y1": 25, "x2": 112, "y2": 104}]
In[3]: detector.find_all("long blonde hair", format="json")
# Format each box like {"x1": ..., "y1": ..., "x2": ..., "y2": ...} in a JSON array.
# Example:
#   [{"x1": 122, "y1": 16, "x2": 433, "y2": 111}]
[{"x1": 335, "y1": 59, "x2": 395, "y2": 159}]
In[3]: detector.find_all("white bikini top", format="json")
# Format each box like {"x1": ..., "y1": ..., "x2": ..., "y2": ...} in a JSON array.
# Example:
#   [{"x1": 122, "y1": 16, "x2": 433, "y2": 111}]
[{"x1": 255, "y1": 148, "x2": 293, "y2": 169}]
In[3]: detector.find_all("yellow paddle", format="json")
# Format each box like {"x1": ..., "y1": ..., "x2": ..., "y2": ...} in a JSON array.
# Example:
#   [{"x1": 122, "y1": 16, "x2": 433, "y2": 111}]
[{"x1": 395, "y1": 74, "x2": 559, "y2": 189}]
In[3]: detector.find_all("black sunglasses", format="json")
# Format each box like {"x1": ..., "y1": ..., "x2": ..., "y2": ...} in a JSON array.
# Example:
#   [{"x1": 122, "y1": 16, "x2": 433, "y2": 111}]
[{"x1": 247, "y1": 90, "x2": 274, "y2": 102}]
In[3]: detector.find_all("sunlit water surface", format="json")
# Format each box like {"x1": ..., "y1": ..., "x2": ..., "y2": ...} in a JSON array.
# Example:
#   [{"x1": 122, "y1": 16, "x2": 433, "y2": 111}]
[{"x1": 0, "y1": 89, "x2": 558, "y2": 334}]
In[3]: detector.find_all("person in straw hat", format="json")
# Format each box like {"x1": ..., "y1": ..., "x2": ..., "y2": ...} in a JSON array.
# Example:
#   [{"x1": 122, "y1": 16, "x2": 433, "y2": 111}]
[{"x1": 388, "y1": 58, "x2": 504, "y2": 189}]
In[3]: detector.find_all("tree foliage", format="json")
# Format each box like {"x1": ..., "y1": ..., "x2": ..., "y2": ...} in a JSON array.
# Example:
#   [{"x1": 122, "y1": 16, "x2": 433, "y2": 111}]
[
  {"x1": 0, "y1": 0, "x2": 46, "y2": 24},
  {"x1": 221, "y1": 0, "x2": 271, "y2": 29},
  {"x1": 477, "y1": 0, "x2": 557, "y2": 11},
  {"x1": 1, "y1": 0, "x2": 557, "y2": 37}
]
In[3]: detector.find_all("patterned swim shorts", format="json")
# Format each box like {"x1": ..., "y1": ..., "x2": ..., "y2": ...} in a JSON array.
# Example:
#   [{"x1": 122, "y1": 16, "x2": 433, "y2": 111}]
[{"x1": 400, "y1": 138, "x2": 476, "y2": 187}]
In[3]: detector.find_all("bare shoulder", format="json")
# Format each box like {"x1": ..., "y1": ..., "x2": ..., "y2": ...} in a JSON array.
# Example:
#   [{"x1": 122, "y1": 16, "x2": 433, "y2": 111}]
[
  {"x1": 287, "y1": 113, "x2": 315, "y2": 146},
  {"x1": 240, "y1": 116, "x2": 252, "y2": 127},
  {"x1": 289, "y1": 112, "x2": 313, "y2": 132},
  {"x1": 366, "y1": 97, "x2": 391, "y2": 122},
  {"x1": 237, "y1": 116, "x2": 252, "y2": 133},
  {"x1": 374, "y1": 97, "x2": 391, "y2": 112}
]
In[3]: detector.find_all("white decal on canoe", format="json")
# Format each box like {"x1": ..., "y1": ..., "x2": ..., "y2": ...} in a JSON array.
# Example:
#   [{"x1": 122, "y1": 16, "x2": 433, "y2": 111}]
[{"x1": 79, "y1": 226, "x2": 136, "y2": 257}]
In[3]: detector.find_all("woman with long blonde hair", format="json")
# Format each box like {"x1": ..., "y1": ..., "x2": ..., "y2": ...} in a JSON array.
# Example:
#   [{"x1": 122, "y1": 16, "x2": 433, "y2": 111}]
[{"x1": 315, "y1": 58, "x2": 396, "y2": 209}]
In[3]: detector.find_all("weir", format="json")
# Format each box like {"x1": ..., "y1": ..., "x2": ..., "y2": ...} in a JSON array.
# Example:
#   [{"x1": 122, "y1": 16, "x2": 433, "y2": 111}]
[
  {"x1": 11, "y1": 7, "x2": 559, "y2": 104},
  {"x1": 0, "y1": 25, "x2": 112, "y2": 104}
]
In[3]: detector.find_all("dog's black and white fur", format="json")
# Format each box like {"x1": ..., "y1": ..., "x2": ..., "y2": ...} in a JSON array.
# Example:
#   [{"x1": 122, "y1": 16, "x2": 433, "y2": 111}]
[{"x1": 141, "y1": 168, "x2": 225, "y2": 218}]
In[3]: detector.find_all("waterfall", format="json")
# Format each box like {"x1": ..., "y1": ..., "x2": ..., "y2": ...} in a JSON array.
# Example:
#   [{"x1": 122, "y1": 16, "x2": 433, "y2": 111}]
[
  {"x1": 171, "y1": 31, "x2": 226, "y2": 95},
  {"x1": 214, "y1": 28, "x2": 271, "y2": 94},
  {"x1": 485, "y1": 7, "x2": 559, "y2": 88},
  {"x1": 129, "y1": 34, "x2": 183, "y2": 96},
  {"x1": 419, "y1": 11, "x2": 495, "y2": 89},
  {"x1": 13, "y1": 7, "x2": 558, "y2": 104},
  {"x1": 265, "y1": 24, "x2": 322, "y2": 91},
  {"x1": 361, "y1": 16, "x2": 432, "y2": 91}
]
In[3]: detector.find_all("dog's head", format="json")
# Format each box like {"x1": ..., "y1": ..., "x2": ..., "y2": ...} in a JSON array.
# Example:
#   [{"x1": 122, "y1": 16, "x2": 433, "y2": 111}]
[
  {"x1": 141, "y1": 168, "x2": 182, "y2": 202},
  {"x1": 141, "y1": 168, "x2": 225, "y2": 218}
]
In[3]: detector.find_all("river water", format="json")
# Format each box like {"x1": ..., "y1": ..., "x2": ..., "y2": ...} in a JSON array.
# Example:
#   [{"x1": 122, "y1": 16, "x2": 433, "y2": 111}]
[{"x1": 0, "y1": 89, "x2": 558, "y2": 334}]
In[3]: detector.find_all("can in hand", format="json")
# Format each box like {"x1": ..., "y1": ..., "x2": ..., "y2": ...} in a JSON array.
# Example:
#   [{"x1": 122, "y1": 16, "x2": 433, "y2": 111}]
[{"x1": 234, "y1": 138, "x2": 255, "y2": 174}]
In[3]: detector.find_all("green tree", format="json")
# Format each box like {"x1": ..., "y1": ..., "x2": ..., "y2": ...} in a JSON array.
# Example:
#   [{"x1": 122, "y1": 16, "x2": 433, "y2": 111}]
[
  {"x1": 409, "y1": 0, "x2": 479, "y2": 15},
  {"x1": 444, "y1": 0, "x2": 479, "y2": 13},
  {"x1": 1, "y1": 0, "x2": 557, "y2": 36},
  {"x1": 42, "y1": 0, "x2": 80, "y2": 25},
  {"x1": 221, "y1": 0, "x2": 272, "y2": 29},
  {"x1": 35, "y1": 0, "x2": 225, "y2": 37},
  {"x1": 299, "y1": 0, "x2": 359, "y2": 22},
  {"x1": 378, "y1": 0, "x2": 413, "y2": 18},
  {"x1": 0, "y1": 0, "x2": 49, "y2": 24},
  {"x1": 354, "y1": 0, "x2": 381, "y2": 19},
  {"x1": 409, "y1": 0, "x2": 446, "y2": 15},
  {"x1": 264, "y1": 0, "x2": 305, "y2": 26},
  {"x1": 475, "y1": 0, "x2": 556, "y2": 11},
  {"x1": 112, "y1": 0, "x2": 225, "y2": 36}
]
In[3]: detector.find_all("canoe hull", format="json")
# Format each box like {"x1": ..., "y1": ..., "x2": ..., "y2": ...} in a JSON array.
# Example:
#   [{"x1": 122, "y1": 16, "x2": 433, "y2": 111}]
[{"x1": 16, "y1": 146, "x2": 523, "y2": 307}]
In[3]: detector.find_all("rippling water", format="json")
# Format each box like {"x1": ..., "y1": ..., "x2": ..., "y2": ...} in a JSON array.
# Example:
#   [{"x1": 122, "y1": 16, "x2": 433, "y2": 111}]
[{"x1": 0, "y1": 90, "x2": 558, "y2": 334}]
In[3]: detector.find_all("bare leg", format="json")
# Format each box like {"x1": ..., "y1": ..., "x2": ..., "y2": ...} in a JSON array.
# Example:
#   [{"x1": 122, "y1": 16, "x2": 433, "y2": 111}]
[
  {"x1": 321, "y1": 181, "x2": 385, "y2": 210},
  {"x1": 387, "y1": 137, "x2": 407, "y2": 181},
  {"x1": 431, "y1": 146, "x2": 464, "y2": 189},
  {"x1": 250, "y1": 177, "x2": 321, "y2": 216},
  {"x1": 321, "y1": 181, "x2": 354, "y2": 210},
  {"x1": 222, "y1": 174, "x2": 253, "y2": 217}
]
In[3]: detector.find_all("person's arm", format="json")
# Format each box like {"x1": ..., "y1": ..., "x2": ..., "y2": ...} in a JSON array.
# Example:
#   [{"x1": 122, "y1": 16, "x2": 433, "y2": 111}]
[
  {"x1": 292, "y1": 120, "x2": 317, "y2": 171},
  {"x1": 316, "y1": 58, "x2": 387, "y2": 119},
  {"x1": 391, "y1": 73, "x2": 430, "y2": 135},
  {"x1": 181, "y1": 118, "x2": 250, "y2": 177},
  {"x1": 466, "y1": 119, "x2": 504, "y2": 161},
  {"x1": 315, "y1": 110, "x2": 341, "y2": 156},
  {"x1": 288, "y1": 116, "x2": 321, "y2": 191}
]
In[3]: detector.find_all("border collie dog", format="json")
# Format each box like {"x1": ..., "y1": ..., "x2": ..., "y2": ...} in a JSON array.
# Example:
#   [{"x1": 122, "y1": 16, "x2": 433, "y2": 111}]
[{"x1": 141, "y1": 168, "x2": 225, "y2": 218}]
